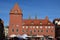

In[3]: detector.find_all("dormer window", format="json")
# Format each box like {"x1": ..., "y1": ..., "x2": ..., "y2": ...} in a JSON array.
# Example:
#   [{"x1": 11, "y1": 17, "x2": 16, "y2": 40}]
[{"x1": 40, "y1": 23, "x2": 42, "y2": 25}]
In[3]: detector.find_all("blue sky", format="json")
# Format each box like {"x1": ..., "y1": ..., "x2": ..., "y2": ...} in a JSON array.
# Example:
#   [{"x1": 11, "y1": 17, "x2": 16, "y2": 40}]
[{"x1": 0, "y1": 0, "x2": 60, "y2": 26}]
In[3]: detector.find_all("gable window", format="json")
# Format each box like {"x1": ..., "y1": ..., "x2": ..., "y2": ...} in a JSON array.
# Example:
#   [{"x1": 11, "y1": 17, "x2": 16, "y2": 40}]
[
  {"x1": 40, "y1": 23, "x2": 42, "y2": 25},
  {"x1": 15, "y1": 10, "x2": 18, "y2": 13}
]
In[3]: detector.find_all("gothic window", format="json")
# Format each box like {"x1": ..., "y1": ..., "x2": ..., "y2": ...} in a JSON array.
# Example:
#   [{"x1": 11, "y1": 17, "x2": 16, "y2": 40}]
[
  {"x1": 34, "y1": 30, "x2": 36, "y2": 32},
  {"x1": 12, "y1": 29, "x2": 14, "y2": 32},
  {"x1": 30, "y1": 30, "x2": 32, "y2": 34},
  {"x1": 15, "y1": 10, "x2": 18, "y2": 13},
  {"x1": 16, "y1": 29, "x2": 18, "y2": 32}
]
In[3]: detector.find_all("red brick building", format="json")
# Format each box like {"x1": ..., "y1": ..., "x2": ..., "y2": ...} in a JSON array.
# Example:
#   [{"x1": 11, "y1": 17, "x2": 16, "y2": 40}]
[{"x1": 8, "y1": 3, "x2": 55, "y2": 40}]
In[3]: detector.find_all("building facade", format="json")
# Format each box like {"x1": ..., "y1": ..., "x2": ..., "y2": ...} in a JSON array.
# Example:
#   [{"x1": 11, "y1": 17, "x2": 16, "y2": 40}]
[
  {"x1": 53, "y1": 18, "x2": 60, "y2": 40},
  {"x1": 4, "y1": 27, "x2": 8, "y2": 37},
  {"x1": 8, "y1": 3, "x2": 55, "y2": 40},
  {"x1": 0, "y1": 18, "x2": 5, "y2": 40}
]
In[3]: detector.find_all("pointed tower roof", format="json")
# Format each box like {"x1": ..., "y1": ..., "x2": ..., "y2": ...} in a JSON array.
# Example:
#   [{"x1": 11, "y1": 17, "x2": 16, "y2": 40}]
[{"x1": 10, "y1": 3, "x2": 22, "y2": 14}]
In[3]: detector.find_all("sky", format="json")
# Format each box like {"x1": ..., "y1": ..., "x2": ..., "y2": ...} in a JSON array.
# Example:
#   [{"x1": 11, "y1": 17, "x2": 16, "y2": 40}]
[{"x1": 0, "y1": 0, "x2": 60, "y2": 26}]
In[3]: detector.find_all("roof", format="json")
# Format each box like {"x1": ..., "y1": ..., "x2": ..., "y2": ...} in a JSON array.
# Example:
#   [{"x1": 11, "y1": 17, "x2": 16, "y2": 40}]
[
  {"x1": 22, "y1": 19, "x2": 54, "y2": 26},
  {"x1": 10, "y1": 3, "x2": 22, "y2": 14}
]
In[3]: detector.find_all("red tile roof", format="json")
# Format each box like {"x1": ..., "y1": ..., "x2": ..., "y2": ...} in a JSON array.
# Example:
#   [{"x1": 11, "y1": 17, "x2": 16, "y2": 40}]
[{"x1": 22, "y1": 19, "x2": 54, "y2": 26}]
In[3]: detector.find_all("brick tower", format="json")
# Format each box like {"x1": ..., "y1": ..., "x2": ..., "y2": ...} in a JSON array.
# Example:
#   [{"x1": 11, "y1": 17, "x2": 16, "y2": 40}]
[{"x1": 8, "y1": 3, "x2": 23, "y2": 37}]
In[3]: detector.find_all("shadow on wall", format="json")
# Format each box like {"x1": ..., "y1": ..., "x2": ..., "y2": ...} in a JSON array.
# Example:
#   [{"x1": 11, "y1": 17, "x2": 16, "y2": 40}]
[{"x1": 9, "y1": 37, "x2": 26, "y2": 40}]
